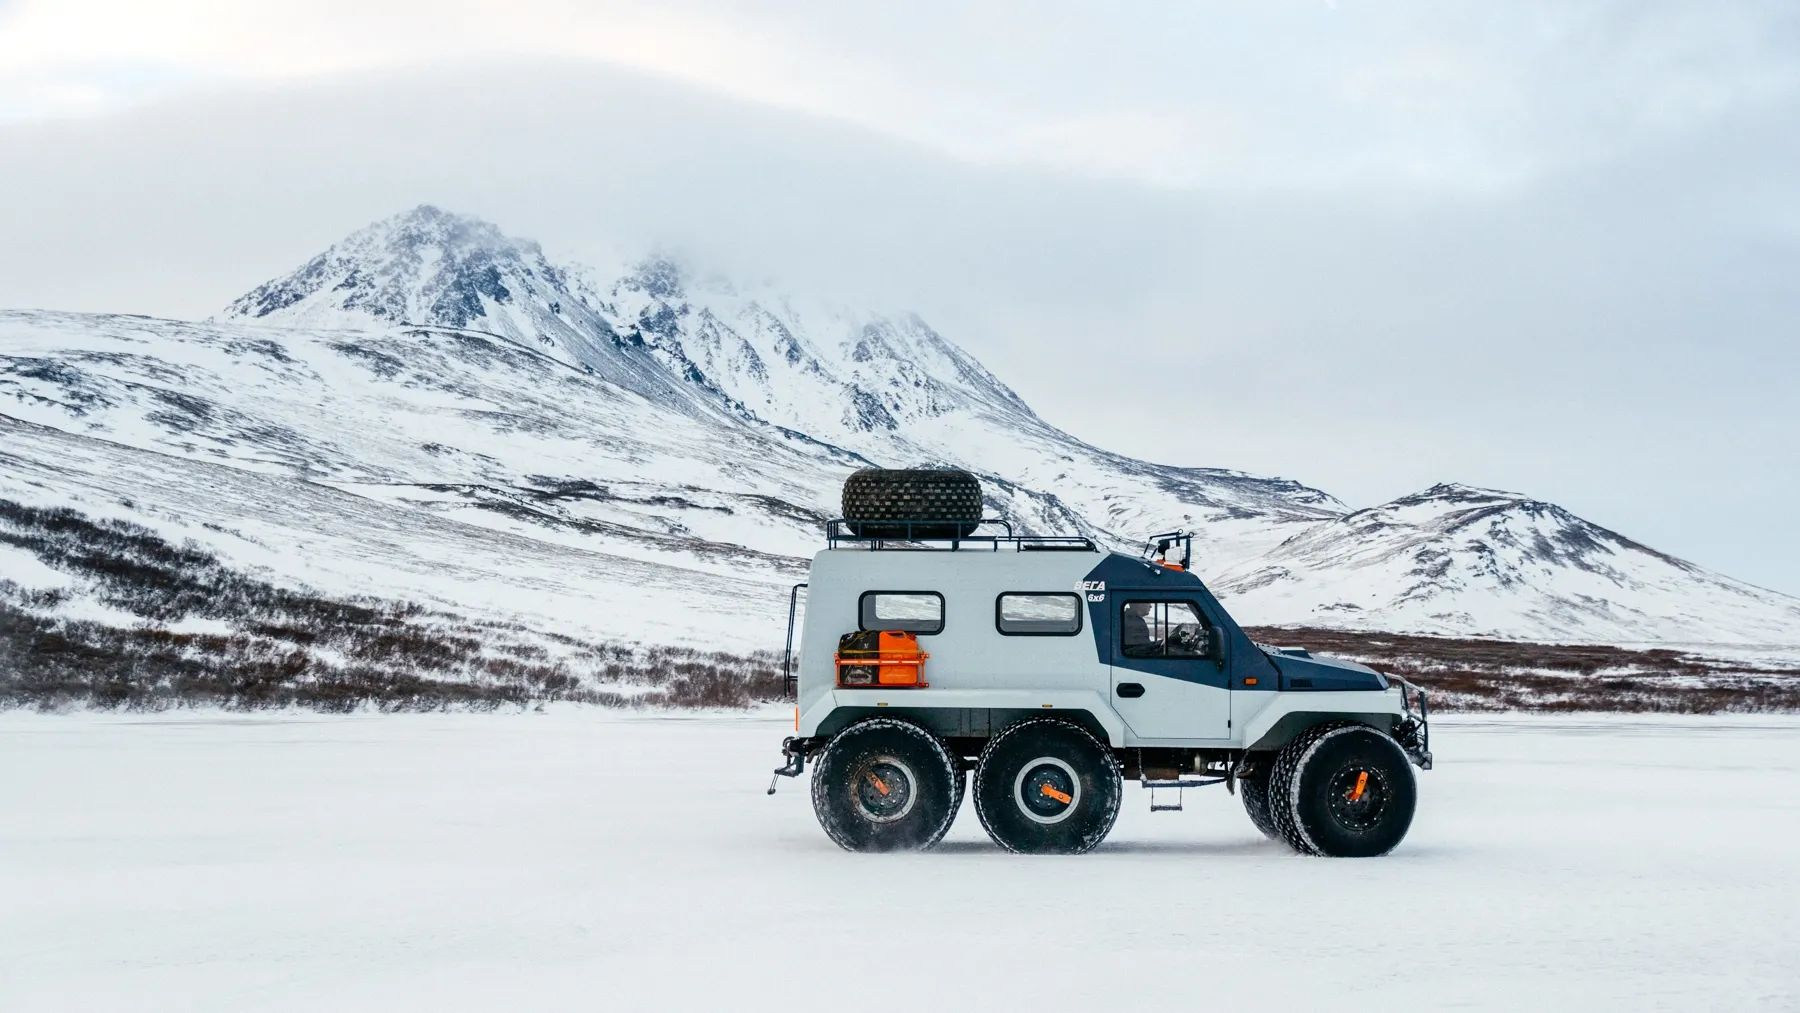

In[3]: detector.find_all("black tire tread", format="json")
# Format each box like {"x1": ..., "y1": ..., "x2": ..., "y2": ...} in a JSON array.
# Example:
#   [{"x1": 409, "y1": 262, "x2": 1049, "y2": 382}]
[
  {"x1": 1265, "y1": 721, "x2": 1359, "y2": 855},
  {"x1": 810, "y1": 718, "x2": 960, "y2": 853},
  {"x1": 1284, "y1": 724, "x2": 1416, "y2": 857},
  {"x1": 1239, "y1": 774, "x2": 1280, "y2": 841},
  {"x1": 972, "y1": 718, "x2": 1122, "y2": 855}
]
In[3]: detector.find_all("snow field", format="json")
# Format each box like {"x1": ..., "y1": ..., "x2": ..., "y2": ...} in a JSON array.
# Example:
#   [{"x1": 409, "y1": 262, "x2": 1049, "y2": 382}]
[{"x1": 1, "y1": 712, "x2": 1797, "y2": 1011}]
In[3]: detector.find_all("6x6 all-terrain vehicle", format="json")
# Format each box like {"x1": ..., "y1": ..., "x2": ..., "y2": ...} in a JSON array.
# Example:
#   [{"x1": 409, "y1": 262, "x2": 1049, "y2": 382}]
[{"x1": 768, "y1": 468, "x2": 1432, "y2": 856}]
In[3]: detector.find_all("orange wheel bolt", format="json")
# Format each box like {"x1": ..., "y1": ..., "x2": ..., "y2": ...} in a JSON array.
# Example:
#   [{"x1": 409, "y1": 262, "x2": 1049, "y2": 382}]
[
  {"x1": 1039, "y1": 784, "x2": 1073, "y2": 805},
  {"x1": 1348, "y1": 771, "x2": 1369, "y2": 802},
  {"x1": 866, "y1": 772, "x2": 891, "y2": 796}
]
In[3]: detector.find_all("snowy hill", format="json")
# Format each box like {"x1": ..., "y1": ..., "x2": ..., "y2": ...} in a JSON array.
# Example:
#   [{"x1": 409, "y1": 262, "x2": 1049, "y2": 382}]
[
  {"x1": 0, "y1": 310, "x2": 852, "y2": 573},
  {"x1": 5, "y1": 205, "x2": 1798, "y2": 650},
  {"x1": 1213, "y1": 484, "x2": 1800, "y2": 643}
]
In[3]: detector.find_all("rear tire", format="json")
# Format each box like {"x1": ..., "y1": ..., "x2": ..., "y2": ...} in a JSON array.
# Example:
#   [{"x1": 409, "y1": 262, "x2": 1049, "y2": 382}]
[
  {"x1": 973, "y1": 719, "x2": 1121, "y2": 855},
  {"x1": 811, "y1": 719, "x2": 960, "y2": 853},
  {"x1": 841, "y1": 468, "x2": 983, "y2": 539},
  {"x1": 1269, "y1": 723, "x2": 1416, "y2": 857}
]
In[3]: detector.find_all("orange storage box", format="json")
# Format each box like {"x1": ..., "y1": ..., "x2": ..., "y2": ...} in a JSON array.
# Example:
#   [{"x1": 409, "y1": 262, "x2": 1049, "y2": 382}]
[{"x1": 835, "y1": 630, "x2": 929, "y2": 688}]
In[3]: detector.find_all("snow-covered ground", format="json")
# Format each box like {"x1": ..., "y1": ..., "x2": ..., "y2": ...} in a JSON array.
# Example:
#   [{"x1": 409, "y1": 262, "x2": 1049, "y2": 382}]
[{"x1": 2, "y1": 712, "x2": 1796, "y2": 1011}]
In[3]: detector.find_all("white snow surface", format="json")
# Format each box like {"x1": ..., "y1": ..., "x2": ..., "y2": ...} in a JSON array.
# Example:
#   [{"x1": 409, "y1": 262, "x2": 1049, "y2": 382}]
[
  {"x1": 0, "y1": 541, "x2": 70, "y2": 591},
  {"x1": 5, "y1": 203, "x2": 1800, "y2": 648},
  {"x1": 1, "y1": 711, "x2": 1796, "y2": 1011}
]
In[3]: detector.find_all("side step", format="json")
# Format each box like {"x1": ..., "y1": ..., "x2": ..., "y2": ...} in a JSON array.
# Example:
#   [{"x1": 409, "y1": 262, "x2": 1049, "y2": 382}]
[{"x1": 1142, "y1": 777, "x2": 1227, "y2": 812}]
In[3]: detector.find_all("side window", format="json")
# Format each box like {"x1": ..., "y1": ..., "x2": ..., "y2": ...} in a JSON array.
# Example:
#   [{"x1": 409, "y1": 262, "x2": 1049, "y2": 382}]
[
  {"x1": 996, "y1": 593, "x2": 1083, "y2": 636},
  {"x1": 1120, "y1": 601, "x2": 1211, "y2": 658},
  {"x1": 860, "y1": 591, "x2": 945, "y2": 634}
]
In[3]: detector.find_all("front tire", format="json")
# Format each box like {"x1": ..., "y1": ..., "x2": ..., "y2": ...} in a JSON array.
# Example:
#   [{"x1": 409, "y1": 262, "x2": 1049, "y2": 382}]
[
  {"x1": 973, "y1": 719, "x2": 1121, "y2": 855},
  {"x1": 811, "y1": 719, "x2": 960, "y2": 852},
  {"x1": 1269, "y1": 724, "x2": 1417, "y2": 857},
  {"x1": 1240, "y1": 772, "x2": 1280, "y2": 841}
]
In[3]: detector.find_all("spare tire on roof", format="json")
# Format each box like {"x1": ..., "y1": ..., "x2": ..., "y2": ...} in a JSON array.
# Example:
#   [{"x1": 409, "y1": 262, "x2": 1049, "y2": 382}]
[{"x1": 841, "y1": 468, "x2": 984, "y2": 539}]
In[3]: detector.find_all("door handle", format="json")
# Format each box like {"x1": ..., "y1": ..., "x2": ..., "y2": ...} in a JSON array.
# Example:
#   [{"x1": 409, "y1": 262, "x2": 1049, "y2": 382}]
[{"x1": 1116, "y1": 682, "x2": 1145, "y2": 699}]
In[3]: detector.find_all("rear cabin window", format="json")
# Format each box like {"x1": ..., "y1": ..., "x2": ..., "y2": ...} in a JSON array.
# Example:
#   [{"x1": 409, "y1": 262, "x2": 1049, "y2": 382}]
[
  {"x1": 996, "y1": 593, "x2": 1083, "y2": 636},
  {"x1": 860, "y1": 592, "x2": 945, "y2": 634}
]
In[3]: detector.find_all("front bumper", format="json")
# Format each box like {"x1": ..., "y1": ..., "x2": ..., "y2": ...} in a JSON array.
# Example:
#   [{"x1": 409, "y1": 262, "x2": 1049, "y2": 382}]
[{"x1": 1388, "y1": 676, "x2": 1433, "y2": 770}]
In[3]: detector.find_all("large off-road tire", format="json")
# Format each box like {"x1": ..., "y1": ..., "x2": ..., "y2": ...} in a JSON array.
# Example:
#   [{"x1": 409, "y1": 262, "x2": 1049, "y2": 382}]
[
  {"x1": 1239, "y1": 772, "x2": 1280, "y2": 841},
  {"x1": 973, "y1": 719, "x2": 1122, "y2": 855},
  {"x1": 811, "y1": 719, "x2": 960, "y2": 852},
  {"x1": 1268, "y1": 723, "x2": 1417, "y2": 857},
  {"x1": 841, "y1": 468, "x2": 983, "y2": 539}
]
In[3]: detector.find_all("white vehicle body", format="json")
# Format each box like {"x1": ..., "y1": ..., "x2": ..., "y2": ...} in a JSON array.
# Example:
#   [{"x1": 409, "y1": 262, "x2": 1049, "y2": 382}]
[
  {"x1": 789, "y1": 542, "x2": 1431, "y2": 762},
  {"x1": 769, "y1": 482, "x2": 1431, "y2": 857}
]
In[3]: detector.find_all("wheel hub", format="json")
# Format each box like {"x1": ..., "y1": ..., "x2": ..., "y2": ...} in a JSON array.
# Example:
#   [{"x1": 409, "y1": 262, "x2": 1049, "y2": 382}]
[
  {"x1": 1013, "y1": 757, "x2": 1081, "y2": 825},
  {"x1": 1326, "y1": 765, "x2": 1389, "y2": 831},
  {"x1": 851, "y1": 755, "x2": 917, "y2": 823}
]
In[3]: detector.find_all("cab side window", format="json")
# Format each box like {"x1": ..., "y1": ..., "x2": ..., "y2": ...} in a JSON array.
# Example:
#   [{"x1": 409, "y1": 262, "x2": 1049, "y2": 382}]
[{"x1": 1120, "y1": 601, "x2": 1210, "y2": 658}]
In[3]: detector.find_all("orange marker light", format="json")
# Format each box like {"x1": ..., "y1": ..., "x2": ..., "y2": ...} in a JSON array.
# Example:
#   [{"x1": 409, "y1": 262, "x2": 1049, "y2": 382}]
[{"x1": 1040, "y1": 784, "x2": 1073, "y2": 805}]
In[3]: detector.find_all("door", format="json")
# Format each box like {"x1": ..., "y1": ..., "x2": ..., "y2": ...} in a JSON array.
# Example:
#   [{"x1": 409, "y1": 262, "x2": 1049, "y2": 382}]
[{"x1": 1109, "y1": 598, "x2": 1231, "y2": 741}]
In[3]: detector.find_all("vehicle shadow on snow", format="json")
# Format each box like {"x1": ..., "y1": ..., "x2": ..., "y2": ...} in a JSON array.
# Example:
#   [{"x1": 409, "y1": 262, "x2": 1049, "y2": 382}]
[
  {"x1": 1094, "y1": 840, "x2": 1283, "y2": 857},
  {"x1": 931, "y1": 839, "x2": 1284, "y2": 857},
  {"x1": 930, "y1": 838, "x2": 1457, "y2": 859}
]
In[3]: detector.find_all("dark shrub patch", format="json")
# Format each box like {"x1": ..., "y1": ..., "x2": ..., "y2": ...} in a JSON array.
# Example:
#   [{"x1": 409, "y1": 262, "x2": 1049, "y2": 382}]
[
  {"x1": 1242, "y1": 626, "x2": 1800, "y2": 714},
  {"x1": 0, "y1": 499, "x2": 787, "y2": 712}
]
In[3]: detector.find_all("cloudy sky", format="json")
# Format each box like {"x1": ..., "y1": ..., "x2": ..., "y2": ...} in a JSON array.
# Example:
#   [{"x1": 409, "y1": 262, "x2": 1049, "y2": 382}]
[{"x1": 2, "y1": 0, "x2": 1797, "y2": 595}]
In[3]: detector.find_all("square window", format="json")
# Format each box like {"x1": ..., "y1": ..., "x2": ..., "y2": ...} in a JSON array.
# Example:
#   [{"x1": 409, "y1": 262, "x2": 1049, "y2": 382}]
[
  {"x1": 996, "y1": 593, "x2": 1083, "y2": 635},
  {"x1": 860, "y1": 592, "x2": 944, "y2": 634}
]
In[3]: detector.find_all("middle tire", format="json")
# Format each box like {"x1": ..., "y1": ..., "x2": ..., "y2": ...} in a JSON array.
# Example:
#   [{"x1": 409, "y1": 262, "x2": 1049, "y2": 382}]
[{"x1": 973, "y1": 719, "x2": 1122, "y2": 855}]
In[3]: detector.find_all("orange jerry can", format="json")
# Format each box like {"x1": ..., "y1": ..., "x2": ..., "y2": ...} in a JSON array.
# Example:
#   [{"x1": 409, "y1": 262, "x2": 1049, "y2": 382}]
[
  {"x1": 835, "y1": 630, "x2": 929, "y2": 688},
  {"x1": 875, "y1": 631, "x2": 924, "y2": 685}
]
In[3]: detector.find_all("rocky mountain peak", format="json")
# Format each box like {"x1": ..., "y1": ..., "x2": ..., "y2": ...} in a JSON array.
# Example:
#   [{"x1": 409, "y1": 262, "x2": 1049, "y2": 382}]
[
  {"x1": 222, "y1": 205, "x2": 580, "y2": 331},
  {"x1": 618, "y1": 256, "x2": 686, "y2": 302}
]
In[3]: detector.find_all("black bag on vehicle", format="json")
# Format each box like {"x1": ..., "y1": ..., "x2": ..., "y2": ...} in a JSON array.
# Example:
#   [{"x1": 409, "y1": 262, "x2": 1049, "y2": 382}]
[{"x1": 837, "y1": 630, "x2": 882, "y2": 685}]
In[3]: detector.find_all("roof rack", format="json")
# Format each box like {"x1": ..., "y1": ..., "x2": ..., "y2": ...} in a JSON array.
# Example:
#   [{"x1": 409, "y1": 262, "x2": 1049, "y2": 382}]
[{"x1": 825, "y1": 518, "x2": 1096, "y2": 552}]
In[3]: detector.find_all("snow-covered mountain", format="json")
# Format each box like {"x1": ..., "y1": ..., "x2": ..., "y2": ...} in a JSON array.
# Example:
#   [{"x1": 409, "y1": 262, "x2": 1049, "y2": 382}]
[
  {"x1": 593, "y1": 255, "x2": 1345, "y2": 567},
  {"x1": 1214, "y1": 484, "x2": 1800, "y2": 643},
  {"x1": 0, "y1": 310, "x2": 850, "y2": 569},
  {"x1": 5, "y1": 205, "x2": 1798, "y2": 649},
  {"x1": 220, "y1": 206, "x2": 731, "y2": 421},
  {"x1": 221, "y1": 207, "x2": 1342, "y2": 566}
]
